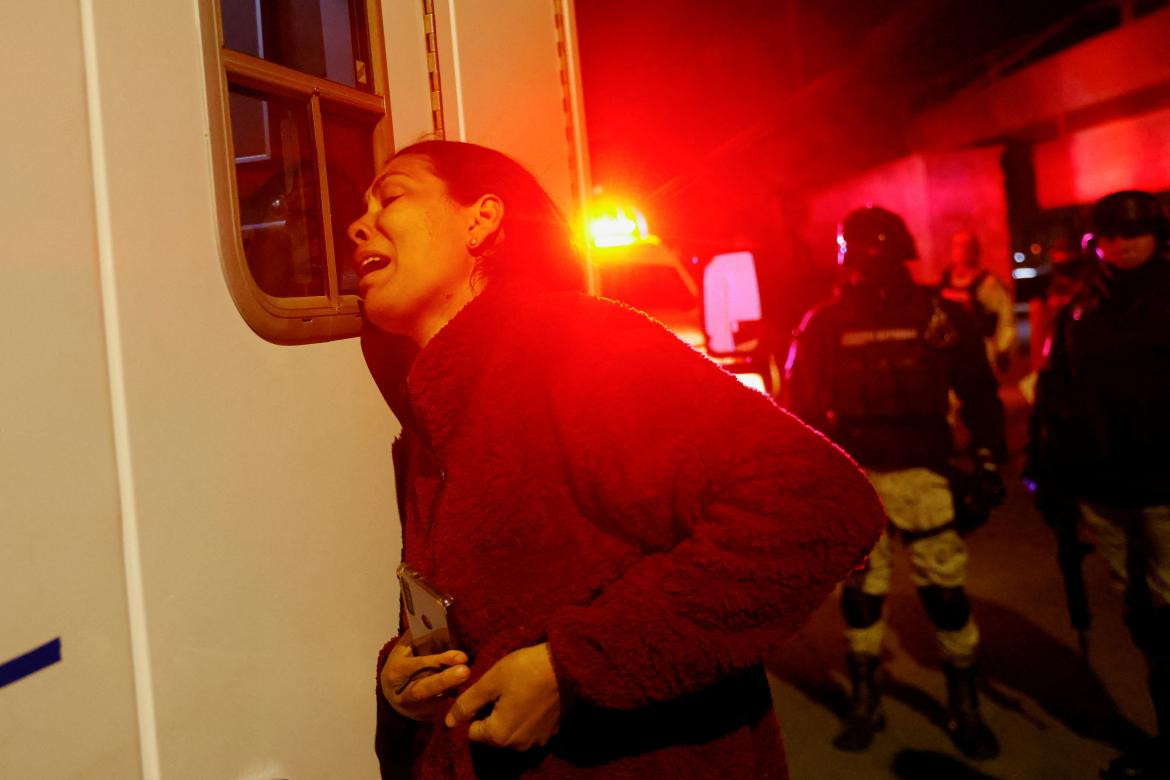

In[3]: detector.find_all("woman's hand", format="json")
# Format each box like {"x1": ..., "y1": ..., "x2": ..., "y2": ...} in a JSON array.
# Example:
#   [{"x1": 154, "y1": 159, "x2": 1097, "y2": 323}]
[
  {"x1": 444, "y1": 643, "x2": 562, "y2": 750},
  {"x1": 381, "y1": 633, "x2": 470, "y2": 721}
]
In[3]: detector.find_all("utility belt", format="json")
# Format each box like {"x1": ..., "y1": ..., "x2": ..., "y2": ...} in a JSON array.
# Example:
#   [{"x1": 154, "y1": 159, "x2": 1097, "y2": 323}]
[
  {"x1": 896, "y1": 521, "x2": 959, "y2": 544},
  {"x1": 865, "y1": 465, "x2": 990, "y2": 539}
]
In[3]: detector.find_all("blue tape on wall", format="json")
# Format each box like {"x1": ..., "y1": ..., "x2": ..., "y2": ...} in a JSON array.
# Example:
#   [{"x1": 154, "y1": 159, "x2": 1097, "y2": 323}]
[{"x1": 0, "y1": 638, "x2": 61, "y2": 689}]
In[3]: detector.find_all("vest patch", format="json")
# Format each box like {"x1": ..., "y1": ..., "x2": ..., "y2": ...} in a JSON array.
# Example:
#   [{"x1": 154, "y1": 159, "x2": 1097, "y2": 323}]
[{"x1": 840, "y1": 328, "x2": 919, "y2": 347}]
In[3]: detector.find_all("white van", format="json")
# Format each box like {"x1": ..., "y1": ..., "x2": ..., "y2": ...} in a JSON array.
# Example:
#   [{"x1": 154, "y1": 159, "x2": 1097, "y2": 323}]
[{"x1": 4, "y1": 2, "x2": 588, "y2": 777}]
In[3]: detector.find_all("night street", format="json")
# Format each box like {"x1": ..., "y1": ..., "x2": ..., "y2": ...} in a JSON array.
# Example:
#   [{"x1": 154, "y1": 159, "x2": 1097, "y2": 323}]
[
  {"x1": 11, "y1": 3, "x2": 1170, "y2": 776},
  {"x1": 768, "y1": 367, "x2": 1155, "y2": 779}
]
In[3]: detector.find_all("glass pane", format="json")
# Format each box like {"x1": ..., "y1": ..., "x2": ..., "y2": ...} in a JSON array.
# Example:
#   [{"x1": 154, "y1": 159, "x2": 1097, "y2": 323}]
[
  {"x1": 598, "y1": 262, "x2": 697, "y2": 312},
  {"x1": 229, "y1": 84, "x2": 328, "y2": 298},
  {"x1": 221, "y1": 0, "x2": 371, "y2": 90},
  {"x1": 321, "y1": 106, "x2": 378, "y2": 296}
]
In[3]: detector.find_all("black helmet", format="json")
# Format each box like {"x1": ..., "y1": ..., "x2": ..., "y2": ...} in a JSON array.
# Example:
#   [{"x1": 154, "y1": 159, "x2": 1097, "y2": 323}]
[
  {"x1": 837, "y1": 206, "x2": 918, "y2": 272},
  {"x1": 1083, "y1": 190, "x2": 1170, "y2": 250}
]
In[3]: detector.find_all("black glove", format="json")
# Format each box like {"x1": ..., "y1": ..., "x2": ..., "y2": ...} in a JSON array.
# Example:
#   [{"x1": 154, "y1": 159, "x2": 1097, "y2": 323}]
[{"x1": 1021, "y1": 465, "x2": 1055, "y2": 513}]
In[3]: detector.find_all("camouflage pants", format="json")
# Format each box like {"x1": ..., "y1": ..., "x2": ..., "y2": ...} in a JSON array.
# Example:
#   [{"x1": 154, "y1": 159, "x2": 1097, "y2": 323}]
[
  {"x1": 1079, "y1": 501, "x2": 1170, "y2": 608},
  {"x1": 844, "y1": 467, "x2": 980, "y2": 663}
]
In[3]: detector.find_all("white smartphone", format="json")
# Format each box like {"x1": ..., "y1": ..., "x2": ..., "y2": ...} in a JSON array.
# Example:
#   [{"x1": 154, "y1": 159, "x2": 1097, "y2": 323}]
[{"x1": 397, "y1": 564, "x2": 458, "y2": 656}]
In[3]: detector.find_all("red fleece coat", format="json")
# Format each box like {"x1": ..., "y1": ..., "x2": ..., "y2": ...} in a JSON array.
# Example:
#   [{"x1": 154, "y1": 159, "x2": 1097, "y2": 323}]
[{"x1": 365, "y1": 281, "x2": 885, "y2": 779}]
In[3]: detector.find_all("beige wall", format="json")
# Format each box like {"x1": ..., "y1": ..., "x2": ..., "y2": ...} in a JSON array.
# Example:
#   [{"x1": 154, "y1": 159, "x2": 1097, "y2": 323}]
[
  {"x1": 1035, "y1": 105, "x2": 1170, "y2": 208},
  {"x1": 913, "y1": 7, "x2": 1170, "y2": 151},
  {"x1": 802, "y1": 148, "x2": 1011, "y2": 286}
]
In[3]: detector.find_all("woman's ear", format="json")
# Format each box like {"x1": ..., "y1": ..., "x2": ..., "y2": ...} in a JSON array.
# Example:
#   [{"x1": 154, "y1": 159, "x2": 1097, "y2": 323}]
[{"x1": 468, "y1": 193, "x2": 504, "y2": 250}]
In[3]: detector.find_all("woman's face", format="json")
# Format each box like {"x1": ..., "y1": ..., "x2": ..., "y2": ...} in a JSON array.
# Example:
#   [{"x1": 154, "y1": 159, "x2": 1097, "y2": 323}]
[{"x1": 348, "y1": 155, "x2": 480, "y2": 345}]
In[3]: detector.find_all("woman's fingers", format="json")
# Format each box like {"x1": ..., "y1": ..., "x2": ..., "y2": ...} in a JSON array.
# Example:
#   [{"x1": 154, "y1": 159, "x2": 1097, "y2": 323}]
[
  {"x1": 445, "y1": 644, "x2": 561, "y2": 750},
  {"x1": 384, "y1": 644, "x2": 470, "y2": 701},
  {"x1": 387, "y1": 645, "x2": 467, "y2": 676},
  {"x1": 400, "y1": 663, "x2": 471, "y2": 702},
  {"x1": 445, "y1": 668, "x2": 499, "y2": 728},
  {"x1": 428, "y1": 649, "x2": 470, "y2": 668}
]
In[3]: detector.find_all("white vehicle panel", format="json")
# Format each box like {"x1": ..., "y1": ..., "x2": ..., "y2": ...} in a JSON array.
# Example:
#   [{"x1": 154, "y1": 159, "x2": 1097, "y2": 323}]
[
  {"x1": 2, "y1": 1, "x2": 586, "y2": 777},
  {"x1": 1, "y1": 3, "x2": 141, "y2": 777}
]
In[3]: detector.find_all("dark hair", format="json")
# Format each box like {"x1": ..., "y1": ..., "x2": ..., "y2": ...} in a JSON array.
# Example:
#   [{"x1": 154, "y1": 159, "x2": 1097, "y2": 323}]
[{"x1": 391, "y1": 140, "x2": 586, "y2": 292}]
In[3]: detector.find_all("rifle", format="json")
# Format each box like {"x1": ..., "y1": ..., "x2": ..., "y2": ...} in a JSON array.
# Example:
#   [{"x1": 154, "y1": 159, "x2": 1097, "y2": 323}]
[
  {"x1": 1041, "y1": 492, "x2": 1092, "y2": 657},
  {"x1": 1025, "y1": 373, "x2": 1093, "y2": 657}
]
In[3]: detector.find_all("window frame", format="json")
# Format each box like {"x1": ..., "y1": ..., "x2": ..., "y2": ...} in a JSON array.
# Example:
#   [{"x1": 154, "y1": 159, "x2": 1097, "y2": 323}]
[{"x1": 201, "y1": 0, "x2": 394, "y2": 344}]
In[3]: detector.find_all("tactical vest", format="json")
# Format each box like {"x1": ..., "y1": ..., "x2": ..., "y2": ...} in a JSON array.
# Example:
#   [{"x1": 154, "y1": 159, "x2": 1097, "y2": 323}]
[
  {"x1": 830, "y1": 288, "x2": 956, "y2": 424},
  {"x1": 940, "y1": 269, "x2": 997, "y2": 338}
]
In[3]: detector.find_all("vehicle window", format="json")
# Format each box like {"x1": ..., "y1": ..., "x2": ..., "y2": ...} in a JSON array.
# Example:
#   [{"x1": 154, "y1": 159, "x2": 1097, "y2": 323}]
[
  {"x1": 221, "y1": 0, "x2": 372, "y2": 91},
  {"x1": 230, "y1": 86, "x2": 329, "y2": 298},
  {"x1": 207, "y1": 0, "x2": 391, "y2": 343},
  {"x1": 598, "y1": 264, "x2": 697, "y2": 312}
]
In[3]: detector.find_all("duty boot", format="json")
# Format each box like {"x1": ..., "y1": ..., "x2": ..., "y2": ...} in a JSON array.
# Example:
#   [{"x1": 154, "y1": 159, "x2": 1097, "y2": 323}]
[
  {"x1": 1104, "y1": 653, "x2": 1170, "y2": 778},
  {"x1": 1101, "y1": 742, "x2": 1169, "y2": 780},
  {"x1": 1152, "y1": 652, "x2": 1170, "y2": 778},
  {"x1": 943, "y1": 662, "x2": 999, "y2": 760},
  {"x1": 833, "y1": 653, "x2": 885, "y2": 751}
]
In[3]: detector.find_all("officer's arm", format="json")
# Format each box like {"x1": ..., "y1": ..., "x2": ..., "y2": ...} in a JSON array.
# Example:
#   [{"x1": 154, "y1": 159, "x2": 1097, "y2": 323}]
[
  {"x1": 1027, "y1": 307, "x2": 1075, "y2": 497},
  {"x1": 980, "y1": 275, "x2": 1017, "y2": 358},
  {"x1": 947, "y1": 303, "x2": 1007, "y2": 463},
  {"x1": 782, "y1": 308, "x2": 834, "y2": 431}
]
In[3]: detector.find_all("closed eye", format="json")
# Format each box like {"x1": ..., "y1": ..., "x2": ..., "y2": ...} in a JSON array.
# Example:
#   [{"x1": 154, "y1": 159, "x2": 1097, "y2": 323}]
[{"x1": 376, "y1": 185, "x2": 402, "y2": 208}]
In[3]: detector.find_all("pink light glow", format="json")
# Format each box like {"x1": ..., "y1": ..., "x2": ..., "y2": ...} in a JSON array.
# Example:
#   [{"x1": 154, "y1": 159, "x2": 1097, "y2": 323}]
[{"x1": 1035, "y1": 107, "x2": 1170, "y2": 209}]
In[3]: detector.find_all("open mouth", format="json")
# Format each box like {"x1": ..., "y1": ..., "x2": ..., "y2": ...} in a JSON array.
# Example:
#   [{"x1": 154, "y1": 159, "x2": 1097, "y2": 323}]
[{"x1": 357, "y1": 254, "x2": 390, "y2": 278}]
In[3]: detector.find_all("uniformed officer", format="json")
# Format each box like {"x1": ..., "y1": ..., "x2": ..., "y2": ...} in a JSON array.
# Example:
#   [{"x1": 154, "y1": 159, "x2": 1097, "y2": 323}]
[
  {"x1": 784, "y1": 206, "x2": 1007, "y2": 760},
  {"x1": 940, "y1": 230, "x2": 1017, "y2": 374},
  {"x1": 1030, "y1": 190, "x2": 1170, "y2": 780}
]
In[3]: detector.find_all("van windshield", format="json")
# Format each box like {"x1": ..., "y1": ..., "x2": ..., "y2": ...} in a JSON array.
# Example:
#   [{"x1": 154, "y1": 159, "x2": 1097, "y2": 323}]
[{"x1": 598, "y1": 264, "x2": 696, "y2": 312}]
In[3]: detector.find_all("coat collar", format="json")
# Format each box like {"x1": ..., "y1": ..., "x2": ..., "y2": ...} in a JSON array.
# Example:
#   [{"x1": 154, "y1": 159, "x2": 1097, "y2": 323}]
[{"x1": 403, "y1": 280, "x2": 533, "y2": 454}]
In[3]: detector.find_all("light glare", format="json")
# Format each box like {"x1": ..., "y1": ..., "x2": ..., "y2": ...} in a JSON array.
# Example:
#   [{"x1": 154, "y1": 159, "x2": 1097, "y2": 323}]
[
  {"x1": 585, "y1": 198, "x2": 653, "y2": 248},
  {"x1": 734, "y1": 373, "x2": 768, "y2": 394}
]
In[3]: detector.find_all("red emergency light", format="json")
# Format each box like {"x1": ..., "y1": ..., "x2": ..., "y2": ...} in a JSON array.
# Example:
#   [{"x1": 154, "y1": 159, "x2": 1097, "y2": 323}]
[{"x1": 586, "y1": 199, "x2": 653, "y2": 249}]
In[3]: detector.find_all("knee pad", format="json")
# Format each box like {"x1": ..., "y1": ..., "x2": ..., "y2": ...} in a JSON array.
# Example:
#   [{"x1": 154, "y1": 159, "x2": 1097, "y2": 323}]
[
  {"x1": 842, "y1": 587, "x2": 885, "y2": 629},
  {"x1": 917, "y1": 585, "x2": 971, "y2": 632}
]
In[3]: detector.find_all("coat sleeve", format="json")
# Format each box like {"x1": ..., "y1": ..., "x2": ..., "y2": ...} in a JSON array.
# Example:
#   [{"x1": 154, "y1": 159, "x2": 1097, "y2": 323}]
[
  {"x1": 944, "y1": 300, "x2": 1008, "y2": 463},
  {"x1": 542, "y1": 303, "x2": 885, "y2": 710},
  {"x1": 782, "y1": 305, "x2": 836, "y2": 431},
  {"x1": 978, "y1": 274, "x2": 1017, "y2": 361},
  {"x1": 374, "y1": 636, "x2": 426, "y2": 780}
]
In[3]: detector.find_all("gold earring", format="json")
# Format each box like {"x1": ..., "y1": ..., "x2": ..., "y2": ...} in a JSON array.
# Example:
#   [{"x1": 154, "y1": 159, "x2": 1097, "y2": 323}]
[{"x1": 468, "y1": 237, "x2": 478, "y2": 248}]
